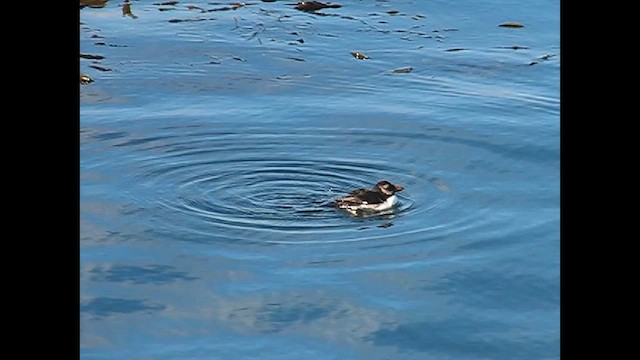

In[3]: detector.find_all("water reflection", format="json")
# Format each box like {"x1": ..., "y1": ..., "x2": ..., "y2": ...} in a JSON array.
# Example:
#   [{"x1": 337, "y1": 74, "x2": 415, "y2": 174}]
[
  {"x1": 121, "y1": 0, "x2": 138, "y2": 19},
  {"x1": 216, "y1": 291, "x2": 394, "y2": 342},
  {"x1": 368, "y1": 318, "x2": 558, "y2": 359}
]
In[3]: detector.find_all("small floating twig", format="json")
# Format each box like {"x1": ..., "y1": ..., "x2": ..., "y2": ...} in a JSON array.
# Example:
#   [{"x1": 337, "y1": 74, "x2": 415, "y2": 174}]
[{"x1": 496, "y1": 45, "x2": 529, "y2": 50}]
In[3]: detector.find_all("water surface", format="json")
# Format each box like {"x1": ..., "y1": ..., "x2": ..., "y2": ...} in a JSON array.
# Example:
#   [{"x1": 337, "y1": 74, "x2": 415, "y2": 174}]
[{"x1": 81, "y1": 1, "x2": 560, "y2": 359}]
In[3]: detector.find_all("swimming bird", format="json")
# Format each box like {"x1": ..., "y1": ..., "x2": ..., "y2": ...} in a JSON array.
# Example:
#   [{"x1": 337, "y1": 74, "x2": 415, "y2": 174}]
[{"x1": 334, "y1": 180, "x2": 404, "y2": 215}]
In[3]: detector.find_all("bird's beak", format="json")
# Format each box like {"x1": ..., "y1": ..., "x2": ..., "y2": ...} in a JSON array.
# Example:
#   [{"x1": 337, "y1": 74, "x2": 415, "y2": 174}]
[{"x1": 395, "y1": 185, "x2": 404, "y2": 192}]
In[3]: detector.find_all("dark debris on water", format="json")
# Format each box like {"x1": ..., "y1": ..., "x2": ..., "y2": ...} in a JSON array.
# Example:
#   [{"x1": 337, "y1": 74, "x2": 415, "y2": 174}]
[
  {"x1": 80, "y1": 53, "x2": 105, "y2": 60},
  {"x1": 499, "y1": 21, "x2": 524, "y2": 28},
  {"x1": 528, "y1": 54, "x2": 555, "y2": 66},
  {"x1": 497, "y1": 45, "x2": 529, "y2": 50},
  {"x1": 203, "y1": 2, "x2": 248, "y2": 12},
  {"x1": 80, "y1": 0, "x2": 108, "y2": 9},
  {"x1": 89, "y1": 64, "x2": 111, "y2": 72},
  {"x1": 294, "y1": 1, "x2": 342, "y2": 12},
  {"x1": 168, "y1": 18, "x2": 210, "y2": 23}
]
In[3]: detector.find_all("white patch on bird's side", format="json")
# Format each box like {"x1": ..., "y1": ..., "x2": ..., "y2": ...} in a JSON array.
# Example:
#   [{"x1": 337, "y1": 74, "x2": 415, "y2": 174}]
[
  {"x1": 373, "y1": 195, "x2": 397, "y2": 211},
  {"x1": 344, "y1": 195, "x2": 398, "y2": 214}
]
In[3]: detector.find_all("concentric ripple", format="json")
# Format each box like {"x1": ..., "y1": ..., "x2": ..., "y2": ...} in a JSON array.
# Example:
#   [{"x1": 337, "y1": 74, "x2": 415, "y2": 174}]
[
  {"x1": 168, "y1": 157, "x2": 415, "y2": 230},
  {"x1": 93, "y1": 119, "x2": 481, "y2": 245},
  {"x1": 82, "y1": 109, "x2": 555, "y2": 247}
]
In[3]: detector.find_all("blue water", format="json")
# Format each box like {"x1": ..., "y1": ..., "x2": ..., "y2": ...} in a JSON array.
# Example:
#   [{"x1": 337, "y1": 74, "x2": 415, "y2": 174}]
[{"x1": 80, "y1": 1, "x2": 559, "y2": 359}]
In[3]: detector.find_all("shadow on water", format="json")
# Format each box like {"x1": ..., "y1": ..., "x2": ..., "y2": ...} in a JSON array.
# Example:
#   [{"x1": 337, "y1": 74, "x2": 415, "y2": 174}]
[
  {"x1": 81, "y1": 297, "x2": 166, "y2": 317},
  {"x1": 253, "y1": 302, "x2": 332, "y2": 334},
  {"x1": 367, "y1": 318, "x2": 559, "y2": 360},
  {"x1": 89, "y1": 264, "x2": 198, "y2": 284},
  {"x1": 422, "y1": 269, "x2": 560, "y2": 311}
]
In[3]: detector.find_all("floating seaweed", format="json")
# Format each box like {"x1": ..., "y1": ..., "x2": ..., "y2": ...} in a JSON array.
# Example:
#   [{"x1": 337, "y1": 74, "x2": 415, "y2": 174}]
[
  {"x1": 528, "y1": 53, "x2": 555, "y2": 66},
  {"x1": 80, "y1": 53, "x2": 105, "y2": 60},
  {"x1": 168, "y1": 18, "x2": 208, "y2": 23},
  {"x1": 89, "y1": 65, "x2": 111, "y2": 72},
  {"x1": 497, "y1": 45, "x2": 529, "y2": 50},
  {"x1": 294, "y1": 1, "x2": 342, "y2": 12},
  {"x1": 122, "y1": 0, "x2": 138, "y2": 19}
]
